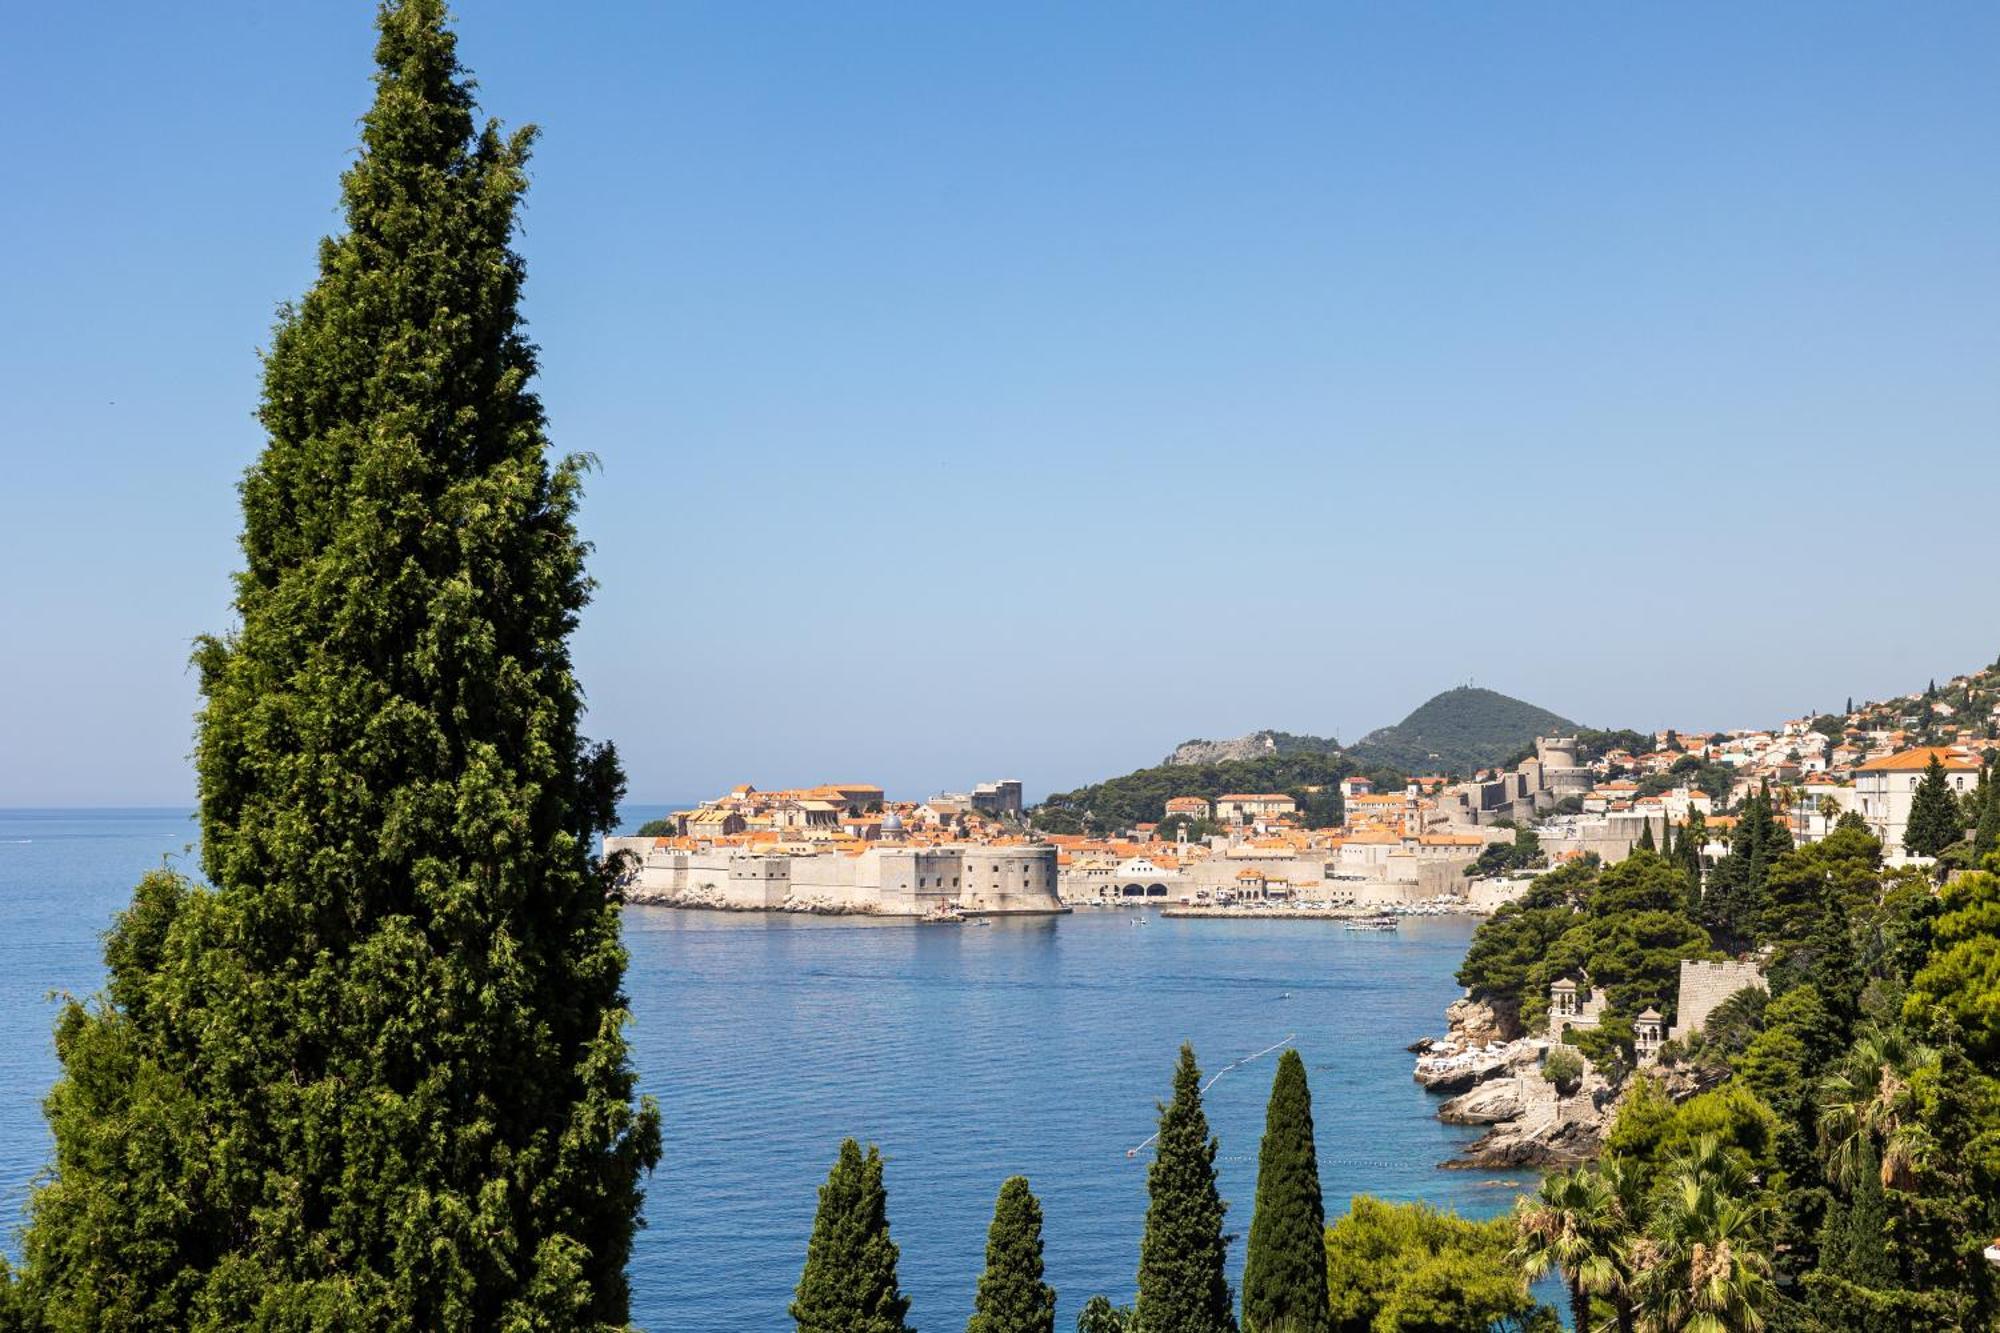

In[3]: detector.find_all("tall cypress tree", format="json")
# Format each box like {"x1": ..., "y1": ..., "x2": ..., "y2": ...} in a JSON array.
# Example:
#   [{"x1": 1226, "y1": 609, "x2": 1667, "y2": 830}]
[
  {"x1": 1241, "y1": 1050, "x2": 1331, "y2": 1333},
  {"x1": 1637, "y1": 818, "x2": 1656, "y2": 853},
  {"x1": 1973, "y1": 776, "x2": 1999, "y2": 863},
  {"x1": 792, "y1": 1140, "x2": 915, "y2": 1333},
  {"x1": 1904, "y1": 755, "x2": 1962, "y2": 858},
  {"x1": 967, "y1": 1176, "x2": 1057, "y2": 1333},
  {"x1": 12, "y1": 6, "x2": 660, "y2": 1327},
  {"x1": 1137, "y1": 1044, "x2": 1238, "y2": 1333}
]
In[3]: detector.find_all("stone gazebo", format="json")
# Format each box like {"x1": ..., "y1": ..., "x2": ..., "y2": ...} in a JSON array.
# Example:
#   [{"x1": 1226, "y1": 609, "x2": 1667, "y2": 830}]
[
  {"x1": 1547, "y1": 974, "x2": 1606, "y2": 1040},
  {"x1": 1634, "y1": 1007, "x2": 1665, "y2": 1064}
]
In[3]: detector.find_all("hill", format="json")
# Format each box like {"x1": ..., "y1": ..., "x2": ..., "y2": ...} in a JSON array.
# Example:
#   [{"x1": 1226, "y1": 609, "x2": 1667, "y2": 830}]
[
  {"x1": 1347, "y1": 686, "x2": 1575, "y2": 775},
  {"x1": 1032, "y1": 751, "x2": 1380, "y2": 835}
]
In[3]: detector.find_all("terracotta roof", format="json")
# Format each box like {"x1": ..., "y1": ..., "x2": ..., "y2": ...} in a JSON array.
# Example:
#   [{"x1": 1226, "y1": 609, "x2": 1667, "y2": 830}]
[{"x1": 1855, "y1": 746, "x2": 1980, "y2": 773}]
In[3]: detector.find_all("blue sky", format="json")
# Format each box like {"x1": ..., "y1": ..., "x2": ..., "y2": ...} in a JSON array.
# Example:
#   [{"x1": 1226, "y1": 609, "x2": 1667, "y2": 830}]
[{"x1": 4, "y1": 3, "x2": 1999, "y2": 806}]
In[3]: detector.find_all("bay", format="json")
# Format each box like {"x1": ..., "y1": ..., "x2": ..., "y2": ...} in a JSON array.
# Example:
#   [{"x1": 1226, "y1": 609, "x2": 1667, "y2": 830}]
[{"x1": 0, "y1": 807, "x2": 1537, "y2": 1329}]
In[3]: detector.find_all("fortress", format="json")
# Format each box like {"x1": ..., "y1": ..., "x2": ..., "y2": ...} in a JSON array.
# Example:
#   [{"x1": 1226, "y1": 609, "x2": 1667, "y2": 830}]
[{"x1": 604, "y1": 837, "x2": 1065, "y2": 916}]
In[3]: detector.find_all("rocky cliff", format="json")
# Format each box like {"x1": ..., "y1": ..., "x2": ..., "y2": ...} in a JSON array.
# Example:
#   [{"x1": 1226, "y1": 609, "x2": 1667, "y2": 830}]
[{"x1": 1162, "y1": 730, "x2": 1342, "y2": 766}]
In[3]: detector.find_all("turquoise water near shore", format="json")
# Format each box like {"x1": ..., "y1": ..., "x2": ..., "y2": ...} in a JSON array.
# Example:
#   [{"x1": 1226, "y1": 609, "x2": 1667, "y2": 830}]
[{"x1": 0, "y1": 808, "x2": 1539, "y2": 1329}]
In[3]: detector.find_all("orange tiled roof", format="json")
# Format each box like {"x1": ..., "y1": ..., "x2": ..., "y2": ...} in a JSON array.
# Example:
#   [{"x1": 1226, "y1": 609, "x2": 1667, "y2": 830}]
[{"x1": 1856, "y1": 746, "x2": 1980, "y2": 773}]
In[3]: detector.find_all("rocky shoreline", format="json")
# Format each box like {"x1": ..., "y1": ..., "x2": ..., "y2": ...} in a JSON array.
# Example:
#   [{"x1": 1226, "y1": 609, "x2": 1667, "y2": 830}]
[{"x1": 1412, "y1": 996, "x2": 1612, "y2": 1169}]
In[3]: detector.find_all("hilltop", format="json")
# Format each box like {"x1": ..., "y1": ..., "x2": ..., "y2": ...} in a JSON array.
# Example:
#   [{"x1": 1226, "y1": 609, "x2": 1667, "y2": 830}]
[
  {"x1": 1347, "y1": 686, "x2": 1576, "y2": 775},
  {"x1": 1162, "y1": 730, "x2": 1342, "y2": 767}
]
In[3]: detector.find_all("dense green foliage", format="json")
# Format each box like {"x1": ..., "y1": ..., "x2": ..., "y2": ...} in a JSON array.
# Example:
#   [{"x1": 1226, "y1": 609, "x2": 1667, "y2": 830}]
[
  {"x1": 1456, "y1": 852, "x2": 1715, "y2": 1051},
  {"x1": 968, "y1": 1177, "x2": 1056, "y2": 1333},
  {"x1": 634, "y1": 817, "x2": 675, "y2": 837},
  {"x1": 1498, "y1": 817, "x2": 2000, "y2": 1332},
  {"x1": 1906, "y1": 863, "x2": 2000, "y2": 1063},
  {"x1": 1466, "y1": 827, "x2": 1542, "y2": 879},
  {"x1": 1701, "y1": 783, "x2": 1792, "y2": 948},
  {"x1": 1348, "y1": 687, "x2": 1575, "y2": 775},
  {"x1": 1241, "y1": 1051, "x2": 1330, "y2": 1333},
  {"x1": 1323, "y1": 1197, "x2": 1542, "y2": 1332},
  {"x1": 1074, "y1": 1295, "x2": 1134, "y2": 1332},
  {"x1": 8, "y1": 7, "x2": 660, "y2": 1327},
  {"x1": 1136, "y1": 1045, "x2": 1238, "y2": 1333},
  {"x1": 792, "y1": 1140, "x2": 915, "y2": 1333},
  {"x1": 1035, "y1": 754, "x2": 1355, "y2": 833}
]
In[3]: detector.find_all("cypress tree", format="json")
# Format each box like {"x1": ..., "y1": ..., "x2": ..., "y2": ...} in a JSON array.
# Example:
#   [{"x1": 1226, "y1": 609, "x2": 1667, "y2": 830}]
[
  {"x1": 1240, "y1": 1050, "x2": 1331, "y2": 1333},
  {"x1": 967, "y1": 1176, "x2": 1056, "y2": 1333},
  {"x1": 792, "y1": 1140, "x2": 915, "y2": 1333},
  {"x1": 1903, "y1": 755, "x2": 1962, "y2": 858},
  {"x1": 1838, "y1": 1136, "x2": 1895, "y2": 1289},
  {"x1": 13, "y1": 5, "x2": 659, "y2": 1328},
  {"x1": 1973, "y1": 776, "x2": 2000, "y2": 863},
  {"x1": 1136, "y1": 1044, "x2": 1238, "y2": 1333},
  {"x1": 1637, "y1": 818, "x2": 1656, "y2": 853}
]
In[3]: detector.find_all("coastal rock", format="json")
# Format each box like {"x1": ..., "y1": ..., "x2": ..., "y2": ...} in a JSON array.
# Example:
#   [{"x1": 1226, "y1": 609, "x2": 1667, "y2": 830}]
[
  {"x1": 1437, "y1": 1078, "x2": 1525, "y2": 1125},
  {"x1": 1444, "y1": 994, "x2": 1523, "y2": 1048},
  {"x1": 1412, "y1": 1037, "x2": 1538, "y2": 1092},
  {"x1": 1441, "y1": 1059, "x2": 1615, "y2": 1169},
  {"x1": 1444, "y1": 1113, "x2": 1604, "y2": 1169}
]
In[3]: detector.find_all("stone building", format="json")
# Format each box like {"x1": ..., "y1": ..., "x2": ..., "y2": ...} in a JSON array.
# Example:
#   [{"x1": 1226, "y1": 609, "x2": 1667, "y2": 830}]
[{"x1": 1215, "y1": 793, "x2": 1297, "y2": 824}]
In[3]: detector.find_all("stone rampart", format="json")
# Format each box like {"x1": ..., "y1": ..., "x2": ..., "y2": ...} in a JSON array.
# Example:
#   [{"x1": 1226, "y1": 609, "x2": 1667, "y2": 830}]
[{"x1": 1669, "y1": 960, "x2": 1767, "y2": 1043}]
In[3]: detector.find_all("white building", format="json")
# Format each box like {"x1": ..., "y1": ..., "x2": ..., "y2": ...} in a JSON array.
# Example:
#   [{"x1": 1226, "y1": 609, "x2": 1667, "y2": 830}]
[{"x1": 1853, "y1": 747, "x2": 1981, "y2": 856}]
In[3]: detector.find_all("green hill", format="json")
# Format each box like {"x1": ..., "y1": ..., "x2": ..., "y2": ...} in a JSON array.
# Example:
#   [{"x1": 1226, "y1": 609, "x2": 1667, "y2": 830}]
[
  {"x1": 1347, "y1": 686, "x2": 1575, "y2": 775},
  {"x1": 1031, "y1": 751, "x2": 1369, "y2": 835}
]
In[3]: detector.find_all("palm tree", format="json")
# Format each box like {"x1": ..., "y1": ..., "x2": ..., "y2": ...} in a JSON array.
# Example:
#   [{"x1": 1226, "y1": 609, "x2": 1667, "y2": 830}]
[
  {"x1": 1817, "y1": 1026, "x2": 1937, "y2": 1191},
  {"x1": 1514, "y1": 1167, "x2": 1631, "y2": 1332},
  {"x1": 1635, "y1": 1172, "x2": 1774, "y2": 1333}
]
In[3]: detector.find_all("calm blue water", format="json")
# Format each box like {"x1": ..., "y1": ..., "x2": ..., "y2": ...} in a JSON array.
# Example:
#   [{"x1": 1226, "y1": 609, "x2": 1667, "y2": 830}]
[{"x1": 0, "y1": 808, "x2": 1538, "y2": 1330}]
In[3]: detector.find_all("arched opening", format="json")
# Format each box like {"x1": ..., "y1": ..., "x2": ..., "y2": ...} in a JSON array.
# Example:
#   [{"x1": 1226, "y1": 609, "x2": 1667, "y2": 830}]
[
  {"x1": 1121, "y1": 883, "x2": 1145, "y2": 898},
  {"x1": 1146, "y1": 883, "x2": 1167, "y2": 898}
]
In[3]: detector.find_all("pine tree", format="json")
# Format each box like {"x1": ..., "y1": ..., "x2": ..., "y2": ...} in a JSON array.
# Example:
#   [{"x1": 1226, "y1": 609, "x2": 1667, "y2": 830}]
[
  {"x1": 792, "y1": 1140, "x2": 915, "y2": 1333},
  {"x1": 1903, "y1": 755, "x2": 1962, "y2": 858},
  {"x1": 967, "y1": 1176, "x2": 1056, "y2": 1333},
  {"x1": 1241, "y1": 1051, "x2": 1331, "y2": 1333},
  {"x1": 13, "y1": 6, "x2": 659, "y2": 1327},
  {"x1": 1136, "y1": 1044, "x2": 1238, "y2": 1333}
]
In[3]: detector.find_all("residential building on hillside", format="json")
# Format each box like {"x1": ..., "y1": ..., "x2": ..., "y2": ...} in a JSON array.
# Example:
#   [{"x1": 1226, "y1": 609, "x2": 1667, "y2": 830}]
[
  {"x1": 1853, "y1": 746, "x2": 1982, "y2": 856},
  {"x1": 1215, "y1": 793, "x2": 1297, "y2": 823}
]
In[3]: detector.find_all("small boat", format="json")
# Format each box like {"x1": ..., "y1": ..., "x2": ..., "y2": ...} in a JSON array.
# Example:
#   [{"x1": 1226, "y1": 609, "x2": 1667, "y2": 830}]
[
  {"x1": 920, "y1": 903, "x2": 966, "y2": 924},
  {"x1": 1344, "y1": 916, "x2": 1399, "y2": 932}
]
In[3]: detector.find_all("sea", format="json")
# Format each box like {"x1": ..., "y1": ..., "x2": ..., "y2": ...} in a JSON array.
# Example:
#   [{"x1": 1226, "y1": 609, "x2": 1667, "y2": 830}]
[{"x1": 0, "y1": 806, "x2": 1542, "y2": 1330}]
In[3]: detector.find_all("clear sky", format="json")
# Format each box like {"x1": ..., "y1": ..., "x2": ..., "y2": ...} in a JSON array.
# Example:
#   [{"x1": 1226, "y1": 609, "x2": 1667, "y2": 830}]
[{"x1": 4, "y1": 3, "x2": 1999, "y2": 807}]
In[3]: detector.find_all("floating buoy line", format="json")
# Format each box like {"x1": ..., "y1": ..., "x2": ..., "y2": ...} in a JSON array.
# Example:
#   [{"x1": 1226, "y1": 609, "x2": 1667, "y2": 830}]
[{"x1": 1126, "y1": 1034, "x2": 1295, "y2": 1158}]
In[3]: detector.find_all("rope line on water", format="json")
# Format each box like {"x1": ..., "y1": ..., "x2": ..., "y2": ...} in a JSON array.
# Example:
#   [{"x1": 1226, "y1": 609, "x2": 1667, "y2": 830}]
[{"x1": 1126, "y1": 1033, "x2": 1295, "y2": 1158}]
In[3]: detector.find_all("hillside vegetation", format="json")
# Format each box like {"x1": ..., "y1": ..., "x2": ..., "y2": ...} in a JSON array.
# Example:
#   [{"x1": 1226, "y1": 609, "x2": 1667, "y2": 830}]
[
  {"x1": 1033, "y1": 752, "x2": 1396, "y2": 834},
  {"x1": 1349, "y1": 686, "x2": 1576, "y2": 775}
]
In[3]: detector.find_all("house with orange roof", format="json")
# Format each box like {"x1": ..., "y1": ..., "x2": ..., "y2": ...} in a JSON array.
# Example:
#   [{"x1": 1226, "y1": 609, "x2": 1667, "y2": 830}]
[{"x1": 1853, "y1": 746, "x2": 1982, "y2": 856}]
